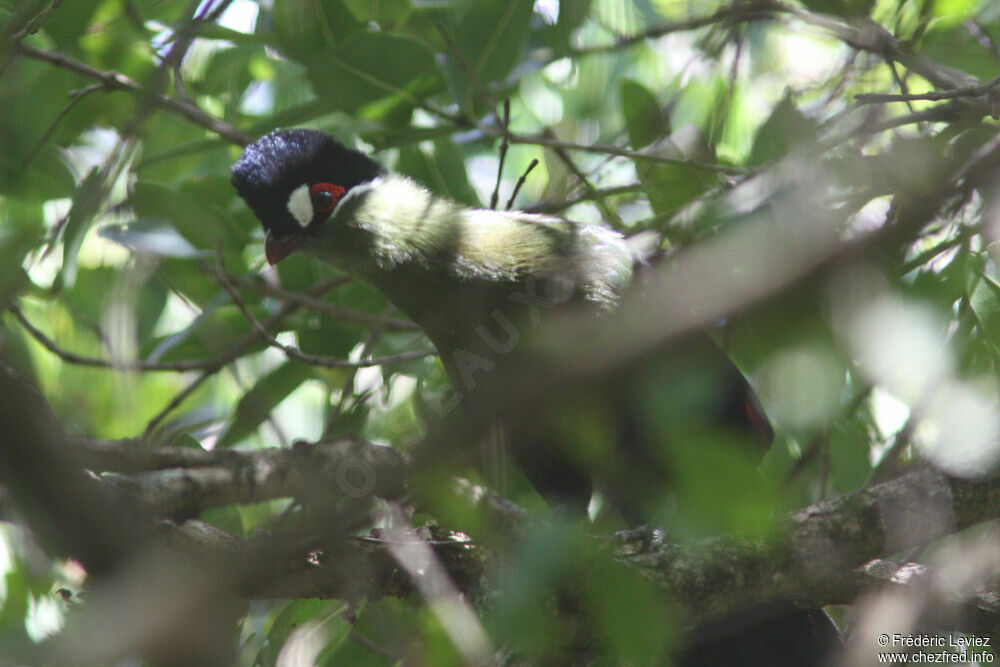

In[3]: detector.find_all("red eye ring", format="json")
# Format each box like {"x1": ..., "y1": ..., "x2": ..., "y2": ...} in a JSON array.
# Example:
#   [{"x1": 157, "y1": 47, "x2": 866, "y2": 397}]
[{"x1": 310, "y1": 182, "x2": 346, "y2": 213}]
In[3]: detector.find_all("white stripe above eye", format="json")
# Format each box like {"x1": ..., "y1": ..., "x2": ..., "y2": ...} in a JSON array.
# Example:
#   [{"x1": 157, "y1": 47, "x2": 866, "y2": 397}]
[{"x1": 286, "y1": 184, "x2": 313, "y2": 228}]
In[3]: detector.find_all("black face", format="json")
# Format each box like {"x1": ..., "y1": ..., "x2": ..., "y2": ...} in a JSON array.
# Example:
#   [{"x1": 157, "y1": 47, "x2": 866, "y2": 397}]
[{"x1": 231, "y1": 129, "x2": 384, "y2": 263}]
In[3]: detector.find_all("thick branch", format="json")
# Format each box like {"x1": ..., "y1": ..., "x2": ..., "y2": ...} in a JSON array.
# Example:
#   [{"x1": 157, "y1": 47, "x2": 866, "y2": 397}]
[
  {"x1": 614, "y1": 468, "x2": 1000, "y2": 622},
  {"x1": 97, "y1": 438, "x2": 407, "y2": 517}
]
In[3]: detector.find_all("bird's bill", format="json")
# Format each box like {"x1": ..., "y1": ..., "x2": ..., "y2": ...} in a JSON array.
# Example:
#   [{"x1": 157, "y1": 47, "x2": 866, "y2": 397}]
[{"x1": 264, "y1": 231, "x2": 303, "y2": 265}]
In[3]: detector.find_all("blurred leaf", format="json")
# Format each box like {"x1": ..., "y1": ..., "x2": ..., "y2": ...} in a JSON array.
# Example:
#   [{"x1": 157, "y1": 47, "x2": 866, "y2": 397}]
[
  {"x1": 921, "y1": 22, "x2": 1000, "y2": 80},
  {"x1": 322, "y1": 598, "x2": 417, "y2": 665},
  {"x1": 829, "y1": 419, "x2": 873, "y2": 491},
  {"x1": 33, "y1": 0, "x2": 99, "y2": 51},
  {"x1": 0, "y1": 58, "x2": 76, "y2": 200},
  {"x1": 144, "y1": 303, "x2": 263, "y2": 362},
  {"x1": 171, "y1": 175, "x2": 252, "y2": 253},
  {"x1": 0, "y1": 0, "x2": 54, "y2": 42},
  {"x1": 217, "y1": 361, "x2": 313, "y2": 447},
  {"x1": 258, "y1": 600, "x2": 348, "y2": 667},
  {"x1": 746, "y1": 94, "x2": 818, "y2": 167},
  {"x1": 99, "y1": 219, "x2": 208, "y2": 258},
  {"x1": 620, "y1": 78, "x2": 669, "y2": 150},
  {"x1": 537, "y1": 0, "x2": 593, "y2": 55},
  {"x1": 637, "y1": 161, "x2": 717, "y2": 224},
  {"x1": 0, "y1": 568, "x2": 31, "y2": 639},
  {"x1": 66, "y1": 265, "x2": 169, "y2": 342},
  {"x1": 198, "y1": 44, "x2": 259, "y2": 98},
  {"x1": 59, "y1": 167, "x2": 106, "y2": 288}
]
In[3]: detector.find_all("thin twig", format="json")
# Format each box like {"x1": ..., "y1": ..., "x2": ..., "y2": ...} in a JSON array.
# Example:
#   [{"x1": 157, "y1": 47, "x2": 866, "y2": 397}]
[
  {"x1": 141, "y1": 276, "x2": 348, "y2": 436},
  {"x1": 542, "y1": 129, "x2": 624, "y2": 227},
  {"x1": 490, "y1": 99, "x2": 511, "y2": 210},
  {"x1": 9, "y1": 304, "x2": 217, "y2": 372},
  {"x1": 17, "y1": 43, "x2": 251, "y2": 146},
  {"x1": 505, "y1": 158, "x2": 538, "y2": 210},
  {"x1": 501, "y1": 129, "x2": 745, "y2": 174},
  {"x1": 21, "y1": 83, "x2": 103, "y2": 170},
  {"x1": 214, "y1": 250, "x2": 434, "y2": 370},
  {"x1": 855, "y1": 76, "x2": 1000, "y2": 105},
  {"x1": 203, "y1": 268, "x2": 420, "y2": 332},
  {"x1": 570, "y1": 0, "x2": 786, "y2": 55},
  {"x1": 525, "y1": 183, "x2": 647, "y2": 214}
]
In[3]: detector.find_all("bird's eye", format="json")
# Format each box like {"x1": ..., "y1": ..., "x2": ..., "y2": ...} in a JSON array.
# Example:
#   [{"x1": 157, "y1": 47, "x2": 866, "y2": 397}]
[{"x1": 310, "y1": 182, "x2": 346, "y2": 213}]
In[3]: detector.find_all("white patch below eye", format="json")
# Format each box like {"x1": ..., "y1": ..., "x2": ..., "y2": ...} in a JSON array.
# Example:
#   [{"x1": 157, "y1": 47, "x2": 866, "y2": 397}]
[{"x1": 286, "y1": 184, "x2": 313, "y2": 228}]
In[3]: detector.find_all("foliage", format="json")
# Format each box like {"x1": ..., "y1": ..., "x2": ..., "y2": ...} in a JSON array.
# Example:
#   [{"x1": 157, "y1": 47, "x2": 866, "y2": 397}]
[{"x1": 3, "y1": 0, "x2": 1000, "y2": 663}]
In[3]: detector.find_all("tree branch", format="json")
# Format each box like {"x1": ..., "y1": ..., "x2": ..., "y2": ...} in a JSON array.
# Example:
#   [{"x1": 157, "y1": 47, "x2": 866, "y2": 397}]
[
  {"x1": 16, "y1": 44, "x2": 251, "y2": 146},
  {"x1": 100, "y1": 438, "x2": 407, "y2": 517}
]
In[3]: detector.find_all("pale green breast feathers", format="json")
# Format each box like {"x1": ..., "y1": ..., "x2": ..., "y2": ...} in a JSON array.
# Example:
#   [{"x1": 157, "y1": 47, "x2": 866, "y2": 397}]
[{"x1": 315, "y1": 173, "x2": 636, "y2": 309}]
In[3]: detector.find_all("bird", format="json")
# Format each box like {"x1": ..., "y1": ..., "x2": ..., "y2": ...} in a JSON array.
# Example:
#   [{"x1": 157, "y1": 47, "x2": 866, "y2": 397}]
[{"x1": 231, "y1": 128, "x2": 838, "y2": 664}]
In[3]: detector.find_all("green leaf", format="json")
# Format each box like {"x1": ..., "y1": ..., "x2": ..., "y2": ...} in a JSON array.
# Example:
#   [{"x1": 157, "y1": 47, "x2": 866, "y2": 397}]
[
  {"x1": 270, "y1": 0, "x2": 364, "y2": 61},
  {"x1": 33, "y1": 0, "x2": 100, "y2": 51},
  {"x1": 921, "y1": 23, "x2": 1000, "y2": 81},
  {"x1": 201, "y1": 505, "x2": 245, "y2": 537},
  {"x1": 969, "y1": 274, "x2": 1000, "y2": 349},
  {"x1": 620, "y1": 78, "x2": 669, "y2": 150},
  {"x1": 637, "y1": 161, "x2": 717, "y2": 223},
  {"x1": 746, "y1": 94, "x2": 818, "y2": 167},
  {"x1": 217, "y1": 361, "x2": 313, "y2": 447},
  {"x1": 144, "y1": 303, "x2": 263, "y2": 363},
  {"x1": 305, "y1": 32, "x2": 443, "y2": 123},
  {"x1": 258, "y1": 600, "x2": 348, "y2": 667},
  {"x1": 296, "y1": 319, "x2": 365, "y2": 358},
  {"x1": 65, "y1": 265, "x2": 169, "y2": 342},
  {"x1": 171, "y1": 175, "x2": 251, "y2": 252},
  {"x1": 441, "y1": 0, "x2": 536, "y2": 115}
]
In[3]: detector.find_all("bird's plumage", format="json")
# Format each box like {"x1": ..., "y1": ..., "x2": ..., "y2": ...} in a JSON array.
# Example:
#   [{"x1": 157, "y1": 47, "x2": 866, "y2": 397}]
[{"x1": 231, "y1": 128, "x2": 838, "y2": 665}]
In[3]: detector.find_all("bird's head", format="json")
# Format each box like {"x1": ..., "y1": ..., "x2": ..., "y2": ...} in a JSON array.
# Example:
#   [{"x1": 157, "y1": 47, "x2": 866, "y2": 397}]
[{"x1": 231, "y1": 129, "x2": 385, "y2": 264}]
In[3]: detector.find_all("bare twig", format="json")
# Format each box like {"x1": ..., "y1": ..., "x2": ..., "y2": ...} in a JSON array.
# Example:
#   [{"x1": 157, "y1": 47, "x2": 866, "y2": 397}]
[
  {"x1": 10, "y1": 305, "x2": 216, "y2": 372},
  {"x1": 490, "y1": 99, "x2": 511, "y2": 210},
  {"x1": 213, "y1": 250, "x2": 434, "y2": 370},
  {"x1": 505, "y1": 158, "x2": 538, "y2": 210},
  {"x1": 855, "y1": 76, "x2": 1000, "y2": 105},
  {"x1": 20, "y1": 83, "x2": 103, "y2": 170},
  {"x1": 142, "y1": 276, "x2": 349, "y2": 436},
  {"x1": 571, "y1": 0, "x2": 784, "y2": 55},
  {"x1": 207, "y1": 269, "x2": 420, "y2": 332},
  {"x1": 498, "y1": 129, "x2": 745, "y2": 174},
  {"x1": 541, "y1": 129, "x2": 624, "y2": 227}
]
